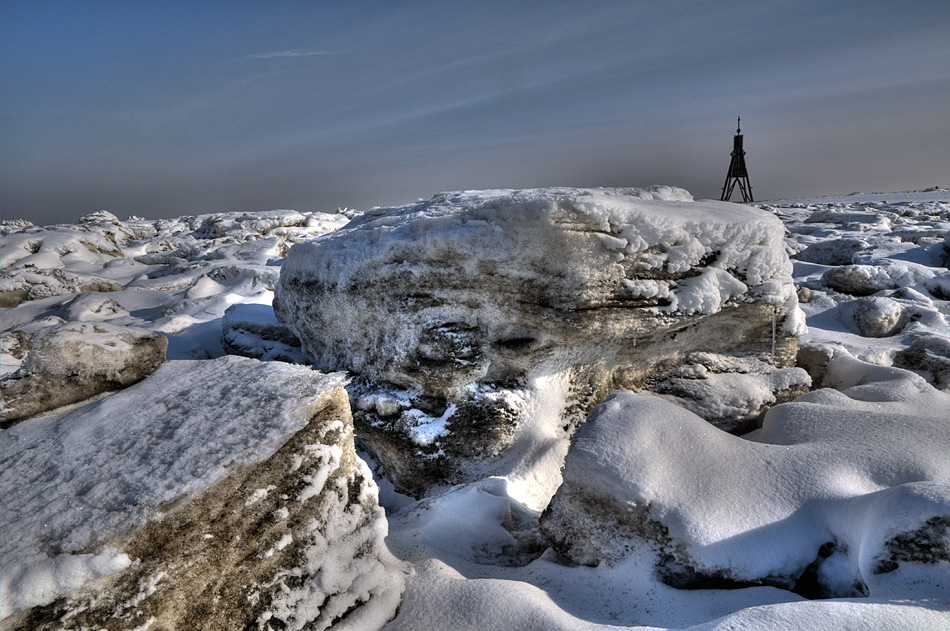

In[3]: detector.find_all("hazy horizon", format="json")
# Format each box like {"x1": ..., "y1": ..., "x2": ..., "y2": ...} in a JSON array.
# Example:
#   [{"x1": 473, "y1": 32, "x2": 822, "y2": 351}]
[{"x1": 3, "y1": 0, "x2": 949, "y2": 226}]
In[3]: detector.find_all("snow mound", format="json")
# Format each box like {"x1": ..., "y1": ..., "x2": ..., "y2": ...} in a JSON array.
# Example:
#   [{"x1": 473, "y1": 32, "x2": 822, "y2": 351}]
[{"x1": 541, "y1": 357, "x2": 949, "y2": 600}]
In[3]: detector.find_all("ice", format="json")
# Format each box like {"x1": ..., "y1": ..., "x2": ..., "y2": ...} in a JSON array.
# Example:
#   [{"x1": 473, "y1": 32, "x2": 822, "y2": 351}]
[{"x1": 274, "y1": 187, "x2": 804, "y2": 488}]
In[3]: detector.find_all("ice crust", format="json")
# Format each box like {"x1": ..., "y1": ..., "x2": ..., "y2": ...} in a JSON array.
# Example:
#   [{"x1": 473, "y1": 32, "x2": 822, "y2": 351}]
[{"x1": 279, "y1": 187, "x2": 793, "y2": 322}]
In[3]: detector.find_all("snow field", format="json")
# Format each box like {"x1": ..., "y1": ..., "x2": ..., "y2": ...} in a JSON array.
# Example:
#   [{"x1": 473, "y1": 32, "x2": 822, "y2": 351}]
[{"x1": 0, "y1": 189, "x2": 948, "y2": 629}]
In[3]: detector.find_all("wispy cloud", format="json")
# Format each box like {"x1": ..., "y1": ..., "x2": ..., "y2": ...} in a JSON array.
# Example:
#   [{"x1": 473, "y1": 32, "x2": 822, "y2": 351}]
[{"x1": 244, "y1": 49, "x2": 343, "y2": 60}]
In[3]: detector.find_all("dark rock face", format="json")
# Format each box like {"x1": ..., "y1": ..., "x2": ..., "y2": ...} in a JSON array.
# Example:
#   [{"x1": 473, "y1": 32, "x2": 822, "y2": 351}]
[
  {"x1": 274, "y1": 188, "x2": 806, "y2": 495},
  {"x1": 875, "y1": 515, "x2": 950, "y2": 574},
  {"x1": 1, "y1": 322, "x2": 167, "y2": 426}
]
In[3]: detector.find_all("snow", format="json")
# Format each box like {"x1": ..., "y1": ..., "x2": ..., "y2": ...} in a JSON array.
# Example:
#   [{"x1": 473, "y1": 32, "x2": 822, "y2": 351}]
[
  {"x1": 378, "y1": 190, "x2": 950, "y2": 631},
  {"x1": 2, "y1": 188, "x2": 949, "y2": 629},
  {"x1": 1, "y1": 208, "x2": 351, "y2": 364},
  {"x1": 560, "y1": 374, "x2": 947, "y2": 587},
  {"x1": 274, "y1": 187, "x2": 805, "y2": 495},
  {"x1": 399, "y1": 404, "x2": 457, "y2": 446}
]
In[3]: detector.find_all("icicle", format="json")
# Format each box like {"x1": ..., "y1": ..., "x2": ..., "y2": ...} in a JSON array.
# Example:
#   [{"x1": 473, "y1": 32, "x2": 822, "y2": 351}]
[
  {"x1": 769, "y1": 307, "x2": 778, "y2": 393},
  {"x1": 770, "y1": 307, "x2": 777, "y2": 366}
]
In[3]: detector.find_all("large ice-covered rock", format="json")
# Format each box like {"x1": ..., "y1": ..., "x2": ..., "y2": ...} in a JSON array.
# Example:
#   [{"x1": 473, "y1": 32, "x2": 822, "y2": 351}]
[
  {"x1": 0, "y1": 356, "x2": 403, "y2": 629},
  {"x1": 274, "y1": 187, "x2": 806, "y2": 494},
  {"x1": 540, "y1": 358, "x2": 949, "y2": 600},
  {"x1": 0, "y1": 322, "x2": 167, "y2": 426}
]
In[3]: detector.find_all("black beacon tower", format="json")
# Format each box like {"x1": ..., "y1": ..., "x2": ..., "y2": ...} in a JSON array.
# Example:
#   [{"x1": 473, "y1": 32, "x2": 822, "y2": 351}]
[{"x1": 720, "y1": 116, "x2": 753, "y2": 203}]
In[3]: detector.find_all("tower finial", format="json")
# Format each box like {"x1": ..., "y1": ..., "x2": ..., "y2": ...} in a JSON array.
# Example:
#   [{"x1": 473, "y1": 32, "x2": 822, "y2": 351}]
[{"x1": 737, "y1": 115, "x2": 741, "y2": 135}]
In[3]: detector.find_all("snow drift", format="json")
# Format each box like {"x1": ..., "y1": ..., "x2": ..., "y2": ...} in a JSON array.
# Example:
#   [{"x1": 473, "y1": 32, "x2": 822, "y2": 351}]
[{"x1": 541, "y1": 353, "x2": 949, "y2": 600}]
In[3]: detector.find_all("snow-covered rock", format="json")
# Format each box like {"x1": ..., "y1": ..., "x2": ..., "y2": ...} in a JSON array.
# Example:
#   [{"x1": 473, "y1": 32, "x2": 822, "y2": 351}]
[
  {"x1": 893, "y1": 334, "x2": 950, "y2": 389},
  {"x1": 540, "y1": 357, "x2": 949, "y2": 600},
  {"x1": 647, "y1": 352, "x2": 810, "y2": 432},
  {"x1": 0, "y1": 268, "x2": 122, "y2": 305},
  {"x1": 793, "y1": 237, "x2": 868, "y2": 266},
  {"x1": 2, "y1": 189, "x2": 947, "y2": 630},
  {"x1": 821, "y1": 264, "x2": 899, "y2": 296},
  {"x1": 842, "y1": 296, "x2": 907, "y2": 338},
  {"x1": 0, "y1": 356, "x2": 403, "y2": 629},
  {"x1": 0, "y1": 208, "x2": 352, "y2": 311},
  {"x1": 275, "y1": 188, "x2": 804, "y2": 493},
  {"x1": 0, "y1": 322, "x2": 167, "y2": 426}
]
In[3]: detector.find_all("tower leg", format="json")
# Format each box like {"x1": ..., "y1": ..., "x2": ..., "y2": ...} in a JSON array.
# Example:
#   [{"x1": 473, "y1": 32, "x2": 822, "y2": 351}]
[
  {"x1": 721, "y1": 177, "x2": 753, "y2": 203},
  {"x1": 738, "y1": 179, "x2": 753, "y2": 203}
]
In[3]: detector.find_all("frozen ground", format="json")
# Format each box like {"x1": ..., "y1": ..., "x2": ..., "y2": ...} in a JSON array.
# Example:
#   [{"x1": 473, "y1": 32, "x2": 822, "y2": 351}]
[{"x1": 1, "y1": 189, "x2": 947, "y2": 629}]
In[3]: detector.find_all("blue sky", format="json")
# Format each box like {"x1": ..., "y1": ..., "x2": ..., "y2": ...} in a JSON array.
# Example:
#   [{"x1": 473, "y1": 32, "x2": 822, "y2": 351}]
[{"x1": 2, "y1": 0, "x2": 949, "y2": 224}]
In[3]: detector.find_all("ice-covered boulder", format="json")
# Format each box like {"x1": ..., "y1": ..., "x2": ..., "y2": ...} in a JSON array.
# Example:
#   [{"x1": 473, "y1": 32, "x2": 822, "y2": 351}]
[
  {"x1": 540, "y1": 358, "x2": 949, "y2": 600},
  {"x1": 648, "y1": 352, "x2": 810, "y2": 432},
  {"x1": 0, "y1": 322, "x2": 167, "y2": 426},
  {"x1": 894, "y1": 335, "x2": 950, "y2": 389},
  {"x1": 821, "y1": 264, "x2": 899, "y2": 296},
  {"x1": 793, "y1": 237, "x2": 868, "y2": 266},
  {"x1": 274, "y1": 187, "x2": 805, "y2": 494},
  {"x1": 60, "y1": 291, "x2": 130, "y2": 322},
  {"x1": 0, "y1": 268, "x2": 122, "y2": 304},
  {"x1": 842, "y1": 296, "x2": 906, "y2": 338},
  {"x1": 0, "y1": 223, "x2": 134, "y2": 305},
  {"x1": 804, "y1": 208, "x2": 893, "y2": 230},
  {"x1": 0, "y1": 356, "x2": 403, "y2": 629}
]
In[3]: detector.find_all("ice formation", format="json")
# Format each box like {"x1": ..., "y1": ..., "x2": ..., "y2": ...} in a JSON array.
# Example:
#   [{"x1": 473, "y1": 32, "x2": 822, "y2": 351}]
[{"x1": 274, "y1": 187, "x2": 807, "y2": 494}]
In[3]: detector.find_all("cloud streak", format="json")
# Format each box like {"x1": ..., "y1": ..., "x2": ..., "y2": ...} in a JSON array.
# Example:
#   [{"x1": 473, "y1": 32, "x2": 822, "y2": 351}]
[{"x1": 244, "y1": 49, "x2": 343, "y2": 60}]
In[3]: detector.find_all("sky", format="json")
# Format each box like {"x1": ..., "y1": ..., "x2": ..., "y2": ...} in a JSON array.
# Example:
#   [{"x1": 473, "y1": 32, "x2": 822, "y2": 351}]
[{"x1": 2, "y1": 0, "x2": 949, "y2": 225}]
